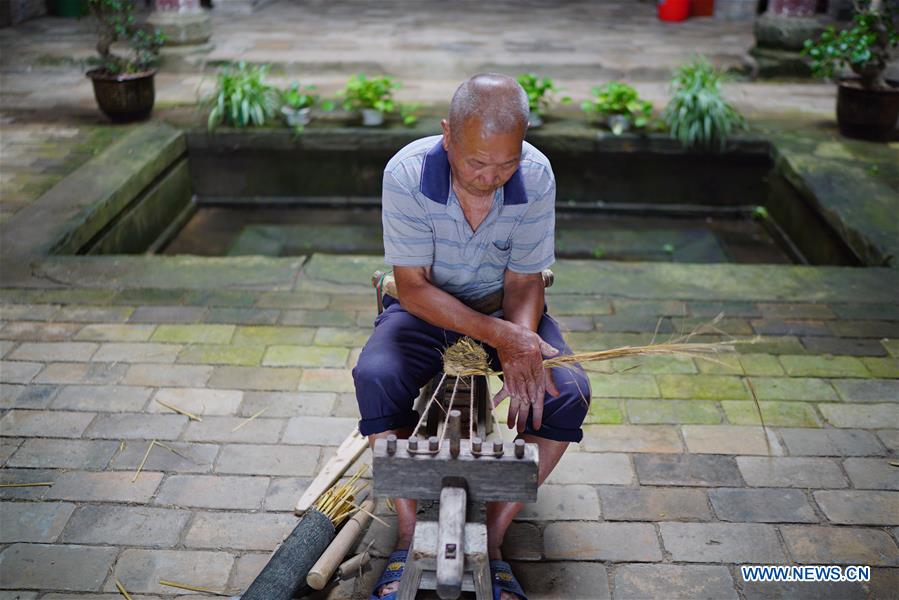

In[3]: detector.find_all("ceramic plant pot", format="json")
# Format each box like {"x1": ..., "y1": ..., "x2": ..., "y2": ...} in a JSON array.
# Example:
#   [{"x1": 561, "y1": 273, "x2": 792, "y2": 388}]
[{"x1": 87, "y1": 68, "x2": 156, "y2": 123}]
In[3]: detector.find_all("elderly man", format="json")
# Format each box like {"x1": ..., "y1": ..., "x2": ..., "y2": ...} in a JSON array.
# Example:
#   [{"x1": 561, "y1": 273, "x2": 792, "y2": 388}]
[{"x1": 353, "y1": 73, "x2": 591, "y2": 600}]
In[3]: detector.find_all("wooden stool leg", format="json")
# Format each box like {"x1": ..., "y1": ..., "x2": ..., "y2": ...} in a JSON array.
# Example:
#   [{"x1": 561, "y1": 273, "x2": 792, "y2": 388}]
[{"x1": 397, "y1": 546, "x2": 424, "y2": 600}]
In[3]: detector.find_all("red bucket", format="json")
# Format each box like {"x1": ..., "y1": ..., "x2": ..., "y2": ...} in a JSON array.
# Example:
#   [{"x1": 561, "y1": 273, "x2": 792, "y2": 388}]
[{"x1": 658, "y1": 0, "x2": 690, "y2": 21}]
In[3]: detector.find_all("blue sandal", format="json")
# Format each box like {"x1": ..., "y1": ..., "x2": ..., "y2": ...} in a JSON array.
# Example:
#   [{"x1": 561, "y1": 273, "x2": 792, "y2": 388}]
[
  {"x1": 370, "y1": 549, "x2": 408, "y2": 600},
  {"x1": 491, "y1": 560, "x2": 527, "y2": 600}
]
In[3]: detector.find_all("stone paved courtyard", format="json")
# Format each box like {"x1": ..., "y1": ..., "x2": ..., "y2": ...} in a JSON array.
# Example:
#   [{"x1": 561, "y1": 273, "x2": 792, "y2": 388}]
[{"x1": 1, "y1": 0, "x2": 899, "y2": 598}]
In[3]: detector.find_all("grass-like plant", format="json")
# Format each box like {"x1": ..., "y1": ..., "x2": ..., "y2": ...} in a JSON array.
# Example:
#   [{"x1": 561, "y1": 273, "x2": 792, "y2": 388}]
[
  {"x1": 516, "y1": 73, "x2": 571, "y2": 117},
  {"x1": 581, "y1": 82, "x2": 654, "y2": 134},
  {"x1": 204, "y1": 61, "x2": 281, "y2": 131},
  {"x1": 663, "y1": 57, "x2": 746, "y2": 151}
]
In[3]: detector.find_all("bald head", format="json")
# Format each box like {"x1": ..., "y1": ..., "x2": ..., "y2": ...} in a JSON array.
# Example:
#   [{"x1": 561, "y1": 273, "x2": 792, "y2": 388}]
[{"x1": 448, "y1": 73, "x2": 529, "y2": 142}]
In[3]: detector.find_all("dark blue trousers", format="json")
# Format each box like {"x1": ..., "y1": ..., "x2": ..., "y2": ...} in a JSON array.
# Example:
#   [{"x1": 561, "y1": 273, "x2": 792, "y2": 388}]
[{"x1": 353, "y1": 295, "x2": 591, "y2": 442}]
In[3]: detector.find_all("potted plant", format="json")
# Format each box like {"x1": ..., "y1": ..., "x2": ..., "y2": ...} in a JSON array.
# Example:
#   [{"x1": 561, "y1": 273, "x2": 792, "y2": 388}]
[
  {"x1": 338, "y1": 73, "x2": 399, "y2": 126},
  {"x1": 803, "y1": 0, "x2": 899, "y2": 141},
  {"x1": 516, "y1": 73, "x2": 570, "y2": 127},
  {"x1": 281, "y1": 82, "x2": 319, "y2": 127},
  {"x1": 86, "y1": 0, "x2": 165, "y2": 123},
  {"x1": 203, "y1": 62, "x2": 281, "y2": 131},
  {"x1": 581, "y1": 82, "x2": 654, "y2": 135},
  {"x1": 663, "y1": 56, "x2": 746, "y2": 150}
]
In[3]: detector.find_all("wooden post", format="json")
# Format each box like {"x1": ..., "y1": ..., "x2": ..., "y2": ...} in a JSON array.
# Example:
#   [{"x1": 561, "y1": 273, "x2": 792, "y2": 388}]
[{"x1": 436, "y1": 486, "x2": 466, "y2": 599}]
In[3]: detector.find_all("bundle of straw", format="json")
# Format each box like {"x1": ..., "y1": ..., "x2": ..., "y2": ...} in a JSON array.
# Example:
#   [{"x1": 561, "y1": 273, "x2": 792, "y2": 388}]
[{"x1": 314, "y1": 465, "x2": 367, "y2": 528}]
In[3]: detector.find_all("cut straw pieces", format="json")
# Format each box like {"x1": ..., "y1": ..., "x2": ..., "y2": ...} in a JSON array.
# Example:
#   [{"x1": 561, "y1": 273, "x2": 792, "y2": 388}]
[
  {"x1": 314, "y1": 465, "x2": 368, "y2": 528},
  {"x1": 232, "y1": 406, "x2": 268, "y2": 432},
  {"x1": 158, "y1": 579, "x2": 232, "y2": 596},
  {"x1": 115, "y1": 579, "x2": 133, "y2": 600},
  {"x1": 155, "y1": 398, "x2": 202, "y2": 421},
  {"x1": 0, "y1": 482, "x2": 53, "y2": 488},
  {"x1": 132, "y1": 440, "x2": 198, "y2": 482}
]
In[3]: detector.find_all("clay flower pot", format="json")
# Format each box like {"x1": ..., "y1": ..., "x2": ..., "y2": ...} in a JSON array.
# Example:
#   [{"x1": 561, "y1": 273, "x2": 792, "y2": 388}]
[{"x1": 86, "y1": 68, "x2": 156, "y2": 123}]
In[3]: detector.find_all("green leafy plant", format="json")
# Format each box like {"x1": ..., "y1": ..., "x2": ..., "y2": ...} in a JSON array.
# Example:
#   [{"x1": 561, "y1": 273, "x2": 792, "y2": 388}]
[
  {"x1": 802, "y1": 0, "x2": 898, "y2": 90},
  {"x1": 339, "y1": 73, "x2": 400, "y2": 113},
  {"x1": 87, "y1": 0, "x2": 165, "y2": 75},
  {"x1": 581, "y1": 82, "x2": 654, "y2": 134},
  {"x1": 662, "y1": 57, "x2": 746, "y2": 151},
  {"x1": 399, "y1": 102, "x2": 421, "y2": 126},
  {"x1": 204, "y1": 62, "x2": 280, "y2": 131},
  {"x1": 516, "y1": 73, "x2": 571, "y2": 116},
  {"x1": 282, "y1": 82, "x2": 319, "y2": 110}
]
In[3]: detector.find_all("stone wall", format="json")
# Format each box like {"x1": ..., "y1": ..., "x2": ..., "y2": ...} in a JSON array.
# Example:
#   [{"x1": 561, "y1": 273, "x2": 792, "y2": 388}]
[
  {"x1": 0, "y1": 0, "x2": 47, "y2": 26},
  {"x1": 209, "y1": 0, "x2": 276, "y2": 15}
]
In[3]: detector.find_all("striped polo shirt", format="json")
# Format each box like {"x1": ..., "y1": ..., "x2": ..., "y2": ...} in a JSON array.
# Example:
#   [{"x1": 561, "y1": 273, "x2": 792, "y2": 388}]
[{"x1": 381, "y1": 135, "x2": 555, "y2": 302}]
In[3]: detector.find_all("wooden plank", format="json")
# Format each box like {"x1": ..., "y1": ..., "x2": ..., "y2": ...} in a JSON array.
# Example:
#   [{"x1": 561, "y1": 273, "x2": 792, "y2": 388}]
[
  {"x1": 436, "y1": 487, "x2": 466, "y2": 599},
  {"x1": 295, "y1": 428, "x2": 368, "y2": 515}
]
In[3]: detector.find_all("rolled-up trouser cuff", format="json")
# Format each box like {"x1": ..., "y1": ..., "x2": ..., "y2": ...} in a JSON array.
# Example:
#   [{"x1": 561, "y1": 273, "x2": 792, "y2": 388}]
[
  {"x1": 522, "y1": 421, "x2": 584, "y2": 443},
  {"x1": 358, "y1": 410, "x2": 421, "y2": 437}
]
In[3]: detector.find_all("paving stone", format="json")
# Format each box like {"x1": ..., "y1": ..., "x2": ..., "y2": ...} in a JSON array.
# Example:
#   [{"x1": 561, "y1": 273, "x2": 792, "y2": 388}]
[
  {"x1": 181, "y1": 289, "x2": 257, "y2": 307},
  {"x1": 115, "y1": 289, "x2": 185, "y2": 305},
  {"x1": 7, "y1": 439, "x2": 118, "y2": 469},
  {"x1": 229, "y1": 553, "x2": 269, "y2": 590},
  {"x1": 123, "y1": 363, "x2": 212, "y2": 387},
  {"x1": 0, "y1": 590, "x2": 38, "y2": 599},
  {"x1": 0, "y1": 502, "x2": 75, "y2": 543},
  {"x1": 74, "y1": 323, "x2": 156, "y2": 342},
  {"x1": 511, "y1": 561, "x2": 610, "y2": 599},
  {"x1": 183, "y1": 416, "x2": 284, "y2": 443},
  {"x1": 239, "y1": 391, "x2": 335, "y2": 417},
  {"x1": 779, "y1": 355, "x2": 870, "y2": 378},
  {"x1": 0, "y1": 438, "x2": 21, "y2": 466},
  {"x1": 566, "y1": 331, "x2": 655, "y2": 351},
  {"x1": 829, "y1": 320, "x2": 899, "y2": 339},
  {"x1": 154, "y1": 475, "x2": 268, "y2": 509},
  {"x1": 739, "y1": 353, "x2": 787, "y2": 376},
  {"x1": 150, "y1": 324, "x2": 235, "y2": 344},
  {"x1": 742, "y1": 580, "x2": 868, "y2": 600},
  {"x1": 635, "y1": 454, "x2": 742, "y2": 487},
  {"x1": 657, "y1": 374, "x2": 749, "y2": 400},
  {"x1": 543, "y1": 522, "x2": 661, "y2": 561},
  {"x1": 546, "y1": 294, "x2": 613, "y2": 315},
  {"x1": 92, "y1": 342, "x2": 181, "y2": 364},
  {"x1": 689, "y1": 300, "x2": 762, "y2": 318},
  {"x1": 612, "y1": 299, "x2": 687, "y2": 317},
  {"x1": 819, "y1": 403, "x2": 899, "y2": 428},
  {"x1": 587, "y1": 374, "x2": 658, "y2": 398},
  {"x1": 231, "y1": 325, "x2": 315, "y2": 346},
  {"x1": 883, "y1": 339, "x2": 899, "y2": 359},
  {"x1": 149, "y1": 388, "x2": 243, "y2": 417},
  {"x1": 867, "y1": 568, "x2": 899, "y2": 599},
  {"x1": 862, "y1": 357, "x2": 899, "y2": 378},
  {"x1": 109, "y1": 441, "x2": 218, "y2": 474},
  {"x1": 332, "y1": 392, "x2": 362, "y2": 418},
  {"x1": 877, "y1": 429, "x2": 899, "y2": 452},
  {"x1": 9, "y1": 342, "x2": 96, "y2": 362},
  {"x1": 34, "y1": 361, "x2": 127, "y2": 384},
  {"x1": 45, "y1": 470, "x2": 162, "y2": 502},
  {"x1": 257, "y1": 292, "x2": 329, "y2": 310},
  {"x1": 215, "y1": 443, "x2": 319, "y2": 476},
  {"x1": 599, "y1": 486, "x2": 711, "y2": 521},
  {"x1": 709, "y1": 488, "x2": 817, "y2": 523},
  {"x1": 627, "y1": 399, "x2": 721, "y2": 424},
  {"x1": 263, "y1": 345, "x2": 349, "y2": 367},
  {"x1": 781, "y1": 525, "x2": 899, "y2": 566},
  {"x1": 51, "y1": 384, "x2": 151, "y2": 412},
  {"x1": 129, "y1": 305, "x2": 206, "y2": 324},
  {"x1": 208, "y1": 365, "x2": 302, "y2": 391},
  {"x1": 0, "y1": 409, "x2": 95, "y2": 438},
  {"x1": 0, "y1": 469, "x2": 56, "y2": 500},
  {"x1": 737, "y1": 456, "x2": 847, "y2": 488},
  {"x1": 832, "y1": 303, "x2": 899, "y2": 321},
  {"x1": 0, "y1": 361, "x2": 42, "y2": 383},
  {"x1": 594, "y1": 314, "x2": 674, "y2": 333},
  {"x1": 779, "y1": 428, "x2": 885, "y2": 456},
  {"x1": 85, "y1": 413, "x2": 187, "y2": 440},
  {"x1": 0, "y1": 543, "x2": 117, "y2": 591},
  {"x1": 751, "y1": 319, "x2": 831, "y2": 336},
  {"x1": 109, "y1": 549, "x2": 234, "y2": 594},
  {"x1": 545, "y1": 452, "x2": 634, "y2": 485},
  {"x1": 183, "y1": 512, "x2": 296, "y2": 550},
  {"x1": 60, "y1": 505, "x2": 189, "y2": 546},
  {"x1": 297, "y1": 368, "x2": 356, "y2": 393},
  {"x1": 801, "y1": 336, "x2": 888, "y2": 356},
  {"x1": 0, "y1": 340, "x2": 16, "y2": 358},
  {"x1": 733, "y1": 335, "x2": 808, "y2": 355},
  {"x1": 280, "y1": 309, "x2": 357, "y2": 327},
  {"x1": 554, "y1": 315, "x2": 595, "y2": 331},
  {"x1": 312, "y1": 327, "x2": 371, "y2": 347},
  {"x1": 583, "y1": 398, "x2": 624, "y2": 424},
  {"x1": 758, "y1": 303, "x2": 836, "y2": 320},
  {"x1": 0, "y1": 304, "x2": 60, "y2": 321},
  {"x1": 814, "y1": 490, "x2": 899, "y2": 525},
  {"x1": 683, "y1": 425, "x2": 769, "y2": 454},
  {"x1": 661, "y1": 522, "x2": 786, "y2": 563},
  {"x1": 589, "y1": 355, "x2": 696, "y2": 375},
  {"x1": 54, "y1": 305, "x2": 133, "y2": 322},
  {"x1": 265, "y1": 477, "x2": 312, "y2": 511},
  {"x1": 516, "y1": 484, "x2": 600, "y2": 521},
  {"x1": 614, "y1": 564, "x2": 737, "y2": 600},
  {"x1": 282, "y1": 416, "x2": 360, "y2": 445},
  {"x1": 0, "y1": 384, "x2": 57, "y2": 409},
  {"x1": 843, "y1": 458, "x2": 899, "y2": 490},
  {"x1": 0, "y1": 322, "x2": 81, "y2": 341},
  {"x1": 205, "y1": 306, "x2": 281, "y2": 325},
  {"x1": 176, "y1": 344, "x2": 265, "y2": 366},
  {"x1": 693, "y1": 354, "x2": 744, "y2": 375},
  {"x1": 722, "y1": 400, "x2": 822, "y2": 427},
  {"x1": 581, "y1": 425, "x2": 683, "y2": 453},
  {"x1": 751, "y1": 377, "x2": 838, "y2": 401},
  {"x1": 831, "y1": 378, "x2": 899, "y2": 402}
]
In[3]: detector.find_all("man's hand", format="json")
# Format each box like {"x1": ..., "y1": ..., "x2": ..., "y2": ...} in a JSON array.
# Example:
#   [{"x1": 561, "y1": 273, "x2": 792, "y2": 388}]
[{"x1": 491, "y1": 321, "x2": 561, "y2": 433}]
